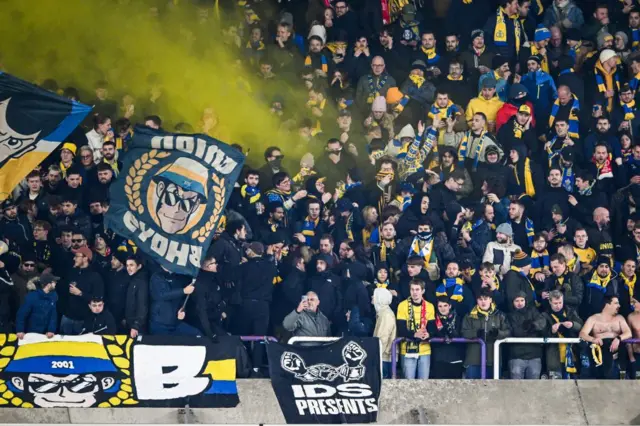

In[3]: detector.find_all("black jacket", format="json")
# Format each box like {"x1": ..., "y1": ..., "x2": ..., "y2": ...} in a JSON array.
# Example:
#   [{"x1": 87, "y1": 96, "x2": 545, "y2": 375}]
[
  {"x1": 308, "y1": 270, "x2": 343, "y2": 324},
  {"x1": 104, "y1": 267, "x2": 131, "y2": 324},
  {"x1": 507, "y1": 306, "x2": 547, "y2": 360},
  {"x1": 503, "y1": 270, "x2": 536, "y2": 312},
  {"x1": 189, "y1": 270, "x2": 227, "y2": 337},
  {"x1": 82, "y1": 308, "x2": 117, "y2": 335},
  {"x1": 125, "y1": 268, "x2": 149, "y2": 332},
  {"x1": 208, "y1": 232, "x2": 243, "y2": 284},
  {"x1": 427, "y1": 311, "x2": 465, "y2": 364},
  {"x1": 59, "y1": 266, "x2": 104, "y2": 321},
  {"x1": 238, "y1": 257, "x2": 278, "y2": 302},
  {"x1": 542, "y1": 272, "x2": 584, "y2": 312}
]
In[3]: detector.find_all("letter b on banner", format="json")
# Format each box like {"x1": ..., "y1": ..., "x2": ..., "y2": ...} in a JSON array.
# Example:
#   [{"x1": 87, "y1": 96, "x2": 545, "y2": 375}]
[{"x1": 133, "y1": 345, "x2": 209, "y2": 400}]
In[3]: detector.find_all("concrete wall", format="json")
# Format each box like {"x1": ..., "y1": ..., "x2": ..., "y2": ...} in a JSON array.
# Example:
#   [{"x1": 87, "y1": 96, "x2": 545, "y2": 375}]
[{"x1": 2, "y1": 379, "x2": 640, "y2": 424}]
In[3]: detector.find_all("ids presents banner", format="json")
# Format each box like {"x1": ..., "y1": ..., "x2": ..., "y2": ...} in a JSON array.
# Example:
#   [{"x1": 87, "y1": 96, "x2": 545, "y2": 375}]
[
  {"x1": 0, "y1": 333, "x2": 240, "y2": 408},
  {"x1": 267, "y1": 338, "x2": 382, "y2": 424},
  {"x1": 105, "y1": 125, "x2": 244, "y2": 276},
  {"x1": 0, "y1": 72, "x2": 92, "y2": 201}
]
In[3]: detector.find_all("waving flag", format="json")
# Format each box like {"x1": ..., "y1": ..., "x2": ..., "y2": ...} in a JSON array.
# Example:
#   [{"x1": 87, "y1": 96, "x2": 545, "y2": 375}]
[
  {"x1": 0, "y1": 72, "x2": 92, "y2": 200},
  {"x1": 105, "y1": 125, "x2": 245, "y2": 276}
]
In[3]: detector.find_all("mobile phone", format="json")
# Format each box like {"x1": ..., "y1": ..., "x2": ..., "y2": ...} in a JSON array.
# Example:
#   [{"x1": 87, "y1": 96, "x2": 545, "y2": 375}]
[{"x1": 302, "y1": 295, "x2": 308, "y2": 302}]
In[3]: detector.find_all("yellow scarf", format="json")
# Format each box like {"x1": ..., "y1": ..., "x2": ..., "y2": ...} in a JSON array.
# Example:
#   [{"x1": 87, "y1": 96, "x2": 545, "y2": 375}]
[
  {"x1": 514, "y1": 157, "x2": 535, "y2": 197},
  {"x1": 550, "y1": 312, "x2": 577, "y2": 373},
  {"x1": 410, "y1": 238, "x2": 435, "y2": 267},
  {"x1": 469, "y1": 302, "x2": 496, "y2": 319},
  {"x1": 409, "y1": 74, "x2": 425, "y2": 88},
  {"x1": 447, "y1": 74, "x2": 464, "y2": 81},
  {"x1": 621, "y1": 273, "x2": 637, "y2": 304},
  {"x1": 59, "y1": 161, "x2": 73, "y2": 178},
  {"x1": 494, "y1": 7, "x2": 521, "y2": 54},
  {"x1": 379, "y1": 240, "x2": 396, "y2": 262},
  {"x1": 530, "y1": 43, "x2": 549, "y2": 73},
  {"x1": 421, "y1": 46, "x2": 438, "y2": 60},
  {"x1": 428, "y1": 99, "x2": 454, "y2": 120}
]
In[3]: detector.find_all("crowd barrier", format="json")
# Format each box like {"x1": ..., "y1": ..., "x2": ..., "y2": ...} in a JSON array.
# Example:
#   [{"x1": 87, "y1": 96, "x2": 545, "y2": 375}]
[
  {"x1": 493, "y1": 337, "x2": 640, "y2": 379},
  {"x1": 390, "y1": 337, "x2": 487, "y2": 379},
  {"x1": 240, "y1": 336, "x2": 278, "y2": 343}
]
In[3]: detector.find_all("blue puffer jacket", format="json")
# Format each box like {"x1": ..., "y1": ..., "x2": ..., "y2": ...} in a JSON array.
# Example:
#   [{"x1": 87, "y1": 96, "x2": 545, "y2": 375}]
[
  {"x1": 521, "y1": 70, "x2": 558, "y2": 121},
  {"x1": 16, "y1": 288, "x2": 58, "y2": 334},
  {"x1": 149, "y1": 270, "x2": 190, "y2": 327}
]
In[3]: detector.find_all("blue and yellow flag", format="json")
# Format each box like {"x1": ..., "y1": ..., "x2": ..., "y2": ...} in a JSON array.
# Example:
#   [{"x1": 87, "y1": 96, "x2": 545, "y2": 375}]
[
  {"x1": 105, "y1": 125, "x2": 245, "y2": 276},
  {"x1": 0, "y1": 72, "x2": 92, "y2": 201}
]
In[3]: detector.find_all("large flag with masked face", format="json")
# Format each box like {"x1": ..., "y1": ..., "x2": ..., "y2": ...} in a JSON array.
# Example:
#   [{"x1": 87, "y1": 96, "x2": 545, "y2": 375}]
[
  {"x1": 105, "y1": 125, "x2": 245, "y2": 276},
  {"x1": 0, "y1": 72, "x2": 92, "y2": 201}
]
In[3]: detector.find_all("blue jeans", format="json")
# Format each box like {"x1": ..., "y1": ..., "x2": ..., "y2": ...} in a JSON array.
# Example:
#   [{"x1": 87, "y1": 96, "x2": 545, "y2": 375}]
[
  {"x1": 465, "y1": 365, "x2": 493, "y2": 379},
  {"x1": 383, "y1": 361, "x2": 392, "y2": 379},
  {"x1": 509, "y1": 358, "x2": 542, "y2": 379},
  {"x1": 60, "y1": 316, "x2": 84, "y2": 335},
  {"x1": 402, "y1": 355, "x2": 430, "y2": 379},
  {"x1": 150, "y1": 321, "x2": 202, "y2": 336}
]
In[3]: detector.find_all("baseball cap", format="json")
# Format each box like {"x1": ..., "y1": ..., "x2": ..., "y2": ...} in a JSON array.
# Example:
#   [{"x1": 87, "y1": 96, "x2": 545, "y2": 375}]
[
  {"x1": 518, "y1": 104, "x2": 531, "y2": 115},
  {"x1": 73, "y1": 246, "x2": 93, "y2": 262}
]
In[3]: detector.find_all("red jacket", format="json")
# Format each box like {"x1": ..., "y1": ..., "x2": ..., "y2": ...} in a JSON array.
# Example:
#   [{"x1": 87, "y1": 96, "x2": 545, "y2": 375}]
[{"x1": 495, "y1": 101, "x2": 536, "y2": 132}]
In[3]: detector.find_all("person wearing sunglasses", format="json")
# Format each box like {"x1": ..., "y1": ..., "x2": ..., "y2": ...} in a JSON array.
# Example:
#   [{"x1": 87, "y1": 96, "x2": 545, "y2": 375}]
[{"x1": 11, "y1": 252, "x2": 39, "y2": 307}]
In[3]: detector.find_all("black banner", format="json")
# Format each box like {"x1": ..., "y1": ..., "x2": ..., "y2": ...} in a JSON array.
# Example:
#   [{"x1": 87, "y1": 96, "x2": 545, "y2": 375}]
[
  {"x1": 0, "y1": 333, "x2": 240, "y2": 408},
  {"x1": 267, "y1": 338, "x2": 382, "y2": 424}
]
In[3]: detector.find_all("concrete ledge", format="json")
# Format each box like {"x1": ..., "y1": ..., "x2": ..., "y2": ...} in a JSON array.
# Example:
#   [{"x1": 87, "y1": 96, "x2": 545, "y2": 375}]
[{"x1": 2, "y1": 380, "x2": 640, "y2": 424}]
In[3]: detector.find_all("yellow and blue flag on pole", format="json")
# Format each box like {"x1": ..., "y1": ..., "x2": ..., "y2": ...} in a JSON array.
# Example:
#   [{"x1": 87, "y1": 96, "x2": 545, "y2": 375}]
[{"x1": 0, "y1": 72, "x2": 92, "y2": 201}]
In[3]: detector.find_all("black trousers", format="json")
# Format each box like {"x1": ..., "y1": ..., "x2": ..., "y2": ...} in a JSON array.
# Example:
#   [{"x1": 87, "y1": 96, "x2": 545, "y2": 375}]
[
  {"x1": 237, "y1": 300, "x2": 270, "y2": 369},
  {"x1": 430, "y1": 361, "x2": 464, "y2": 379}
]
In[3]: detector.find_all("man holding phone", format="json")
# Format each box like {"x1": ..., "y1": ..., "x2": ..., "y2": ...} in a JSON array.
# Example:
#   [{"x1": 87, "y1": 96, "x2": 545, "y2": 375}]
[{"x1": 283, "y1": 291, "x2": 330, "y2": 340}]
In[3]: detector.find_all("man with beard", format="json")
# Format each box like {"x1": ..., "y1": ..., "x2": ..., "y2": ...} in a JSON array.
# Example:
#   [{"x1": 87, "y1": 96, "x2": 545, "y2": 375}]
[
  {"x1": 547, "y1": 85, "x2": 581, "y2": 142},
  {"x1": 507, "y1": 200, "x2": 535, "y2": 253},
  {"x1": 588, "y1": 143, "x2": 617, "y2": 195},
  {"x1": 414, "y1": 31, "x2": 443, "y2": 79},
  {"x1": 315, "y1": 138, "x2": 356, "y2": 192},
  {"x1": 460, "y1": 30, "x2": 495, "y2": 90},
  {"x1": 208, "y1": 220, "x2": 246, "y2": 300},
  {"x1": 439, "y1": 60, "x2": 473, "y2": 108},
  {"x1": 582, "y1": 256, "x2": 621, "y2": 319},
  {"x1": 497, "y1": 104, "x2": 537, "y2": 156},
  {"x1": 587, "y1": 207, "x2": 614, "y2": 259},
  {"x1": 0, "y1": 199, "x2": 31, "y2": 251},
  {"x1": 90, "y1": 164, "x2": 114, "y2": 206},
  {"x1": 100, "y1": 141, "x2": 121, "y2": 177},
  {"x1": 372, "y1": 28, "x2": 410, "y2": 83},
  {"x1": 266, "y1": 172, "x2": 307, "y2": 227},
  {"x1": 483, "y1": 223, "x2": 522, "y2": 277},
  {"x1": 44, "y1": 165, "x2": 63, "y2": 196},
  {"x1": 617, "y1": 258, "x2": 638, "y2": 318},
  {"x1": 87, "y1": 198, "x2": 109, "y2": 236},
  {"x1": 542, "y1": 290, "x2": 583, "y2": 379},
  {"x1": 395, "y1": 220, "x2": 455, "y2": 282},
  {"x1": 259, "y1": 202, "x2": 287, "y2": 242},
  {"x1": 506, "y1": 292, "x2": 547, "y2": 379},
  {"x1": 293, "y1": 199, "x2": 327, "y2": 250},
  {"x1": 308, "y1": 254, "x2": 343, "y2": 334},
  {"x1": 612, "y1": 84, "x2": 640, "y2": 135},
  {"x1": 521, "y1": 54, "x2": 558, "y2": 131},
  {"x1": 371, "y1": 222, "x2": 399, "y2": 272},
  {"x1": 580, "y1": 296, "x2": 632, "y2": 379},
  {"x1": 10, "y1": 253, "x2": 38, "y2": 308}
]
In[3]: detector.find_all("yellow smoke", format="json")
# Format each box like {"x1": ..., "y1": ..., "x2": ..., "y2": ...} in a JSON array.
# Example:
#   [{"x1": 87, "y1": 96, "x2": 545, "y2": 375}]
[{"x1": 0, "y1": 0, "x2": 310, "y2": 168}]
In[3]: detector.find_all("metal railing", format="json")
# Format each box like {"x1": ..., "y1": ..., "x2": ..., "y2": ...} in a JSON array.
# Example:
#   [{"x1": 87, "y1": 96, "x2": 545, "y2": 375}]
[
  {"x1": 241, "y1": 335, "x2": 278, "y2": 343},
  {"x1": 391, "y1": 337, "x2": 487, "y2": 379},
  {"x1": 288, "y1": 336, "x2": 340, "y2": 344},
  {"x1": 492, "y1": 337, "x2": 640, "y2": 379}
]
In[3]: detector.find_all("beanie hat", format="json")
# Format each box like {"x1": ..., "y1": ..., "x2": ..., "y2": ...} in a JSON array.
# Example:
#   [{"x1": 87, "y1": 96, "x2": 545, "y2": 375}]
[
  {"x1": 471, "y1": 29, "x2": 484, "y2": 41},
  {"x1": 385, "y1": 87, "x2": 404, "y2": 105},
  {"x1": 512, "y1": 250, "x2": 531, "y2": 268},
  {"x1": 496, "y1": 223, "x2": 513, "y2": 238},
  {"x1": 61, "y1": 142, "x2": 77, "y2": 156},
  {"x1": 308, "y1": 24, "x2": 327, "y2": 45},
  {"x1": 599, "y1": 49, "x2": 617, "y2": 64},
  {"x1": 615, "y1": 31, "x2": 629, "y2": 48},
  {"x1": 482, "y1": 76, "x2": 497, "y2": 89},
  {"x1": 596, "y1": 255, "x2": 612, "y2": 267},
  {"x1": 534, "y1": 25, "x2": 551, "y2": 42},
  {"x1": 411, "y1": 59, "x2": 427, "y2": 73},
  {"x1": 597, "y1": 32, "x2": 613, "y2": 50},
  {"x1": 371, "y1": 96, "x2": 387, "y2": 112},
  {"x1": 492, "y1": 55, "x2": 509, "y2": 70},
  {"x1": 528, "y1": 54, "x2": 543, "y2": 65},
  {"x1": 113, "y1": 249, "x2": 130, "y2": 264}
]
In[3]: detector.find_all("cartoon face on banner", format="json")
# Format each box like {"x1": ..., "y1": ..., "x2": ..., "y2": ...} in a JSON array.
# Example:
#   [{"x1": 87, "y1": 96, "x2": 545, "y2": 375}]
[
  {"x1": 0, "y1": 99, "x2": 41, "y2": 166},
  {"x1": 0, "y1": 334, "x2": 239, "y2": 408},
  {"x1": 108, "y1": 127, "x2": 244, "y2": 276}
]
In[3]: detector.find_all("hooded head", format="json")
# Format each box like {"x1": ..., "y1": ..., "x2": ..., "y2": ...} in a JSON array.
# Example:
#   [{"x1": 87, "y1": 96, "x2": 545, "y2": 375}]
[{"x1": 373, "y1": 287, "x2": 393, "y2": 313}]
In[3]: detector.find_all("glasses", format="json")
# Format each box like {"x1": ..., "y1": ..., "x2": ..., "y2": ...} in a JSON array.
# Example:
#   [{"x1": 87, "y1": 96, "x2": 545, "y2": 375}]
[
  {"x1": 162, "y1": 189, "x2": 199, "y2": 212},
  {"x1": 23, "y1": 263, "x2": 36, "y2": 268},
  {"x1": 29, "y1": 377, "x2": 97, "y2": 394},
  {"x1": 81, "y1": 154, "x2": 93, "y2": 159}
]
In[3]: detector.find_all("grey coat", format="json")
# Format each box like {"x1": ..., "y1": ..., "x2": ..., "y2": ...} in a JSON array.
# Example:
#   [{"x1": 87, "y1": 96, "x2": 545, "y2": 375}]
[{"x1": 283, "y1": 309, "x2": 331, "y2": 340}]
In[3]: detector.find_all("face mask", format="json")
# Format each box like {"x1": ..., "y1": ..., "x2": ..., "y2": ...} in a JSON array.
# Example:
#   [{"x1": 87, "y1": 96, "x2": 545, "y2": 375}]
[
  {"x1": 417, "y1": 231, "x2": 432, "y2": 241},
  {"x1": 269, "y1": 158, "x2": 282, "y2": 168}
]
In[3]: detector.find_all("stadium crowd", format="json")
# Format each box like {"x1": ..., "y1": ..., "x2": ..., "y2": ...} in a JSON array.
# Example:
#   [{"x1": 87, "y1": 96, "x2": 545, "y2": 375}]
[{"x1": 3, "y1": 0, "x2": 640, "y2": 380}]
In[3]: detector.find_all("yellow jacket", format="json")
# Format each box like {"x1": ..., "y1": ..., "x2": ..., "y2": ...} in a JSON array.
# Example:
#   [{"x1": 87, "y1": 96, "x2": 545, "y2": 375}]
[
  {"x1": 466, "y1": 96, "x2": 504, "y2": 124},
  {"x1": 396, "y1": 299, "x2": 435, "y2": 356}
]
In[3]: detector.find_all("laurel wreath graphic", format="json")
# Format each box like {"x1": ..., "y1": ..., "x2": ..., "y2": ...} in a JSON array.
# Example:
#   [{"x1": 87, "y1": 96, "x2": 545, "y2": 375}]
[
  {"x1": 0, "y1": 334, "x2": 32, "y2": 408},
  {"x1": 124, "y1": 150, "x2": 171, "y2": 215},
  {"x1": 191, "y1": 174, "x2": 225, "y2": 243},
  {"x1": 98, "y1": 335, "x2": 138, "y2": 407}
]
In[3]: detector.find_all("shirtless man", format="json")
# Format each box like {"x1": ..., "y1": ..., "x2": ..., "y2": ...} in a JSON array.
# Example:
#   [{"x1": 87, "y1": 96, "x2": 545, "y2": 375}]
[
  {"x1": 580, "y1": 296, "x2": 633, "y2": 379},
  {"x1": 627, "y1": 298, "x2": 640, "y2": 378}
]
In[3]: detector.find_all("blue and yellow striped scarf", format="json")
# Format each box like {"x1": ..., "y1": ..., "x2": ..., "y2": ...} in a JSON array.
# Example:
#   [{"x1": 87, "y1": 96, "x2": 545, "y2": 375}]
[
  {"x1": 462, "y1": 219, "x2": 484, "y2": 234},
  {"x1": 240, "y1": 184, "x2": 261, "y2": 203},
  {"x1": 621, "y1": 99, "x2": 636, "y2": 120},
  {"x1": 550, "y1": 311, "x2": 577, "y2": 374},
  {"x1": 305, "y1": 53, "x2": 328, "y2": 73},
  {"x1": 631, "y1": 72, "x2": 640, "y2": 92},
  {"x1": 587, "y1": 271, "x2": 612, "y2": 293},
  {"x1": 420, "y1": 46, "x2": 440, "y2": 65},
  {"x1": 549, "y1": 95, "x2": 580, "y2": 139},
  {"x1": 621, "y1": 273, "x2": 636, "y2": 312},
  {"x1": 458, "y1": 130, "x2": 487, "y2": 169},
  {"x1": 301, "y1": 216, "x2": 319, "y2": 246},
  {"x1": 632, "y1": 28, "x2": 640, "y2": 51},
  {"x1": 436, "y1": 277, "x2": 465, "y2": 302},
  {"x1": 427, "y1": 100, "x2": 459, "y2": 121},
  {"x1": 530, "y1": 249, "x2": 549, "y2": 276},
  {"x1": 409, "y1": 237, "x2": 435, "y2": 266},
  {"x1": 494, "y1": 7, "x2": 521, "y2": 53},
  {"x1": 508, "y1": 217, "x2": 535, "y2": 246},
  {"x1": 595, "y1": 60, "x2": 620, "y2": 113}
]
